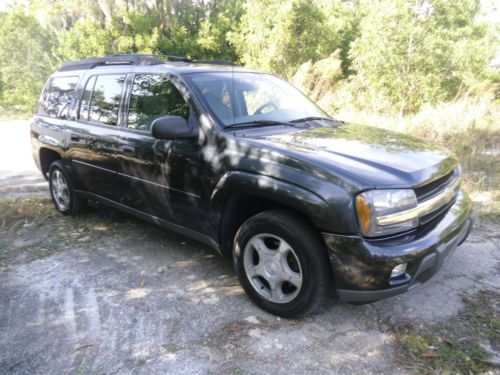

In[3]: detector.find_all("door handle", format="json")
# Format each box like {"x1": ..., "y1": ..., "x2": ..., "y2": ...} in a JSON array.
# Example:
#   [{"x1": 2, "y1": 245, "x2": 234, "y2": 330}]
[
  {"x1": 122, "y1": 145, "x2": 134, "y2": 154},
  {"x1": 70, "y1": 133, "x2": 80, "y2": 142}
]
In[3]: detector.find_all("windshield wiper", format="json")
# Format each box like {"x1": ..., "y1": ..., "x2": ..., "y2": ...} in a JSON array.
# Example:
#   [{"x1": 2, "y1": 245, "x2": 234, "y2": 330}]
[
  {"x1": 290, "y1": 116, "x2": 337, "y2": 123},
  {"x1": 224, "y1": 120, "x2": 299, "y2": 129}
]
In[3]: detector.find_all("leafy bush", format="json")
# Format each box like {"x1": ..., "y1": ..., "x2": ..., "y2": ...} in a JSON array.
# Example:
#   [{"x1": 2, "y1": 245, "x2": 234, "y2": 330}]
[
  {"x1": 0, "y1": 0, "x2": 497, "y2": 140},
  {"x1": 0, "y1": 8, "x2": 58, "y2": 112},
  {"x1": 349, "y1": 0, "x2": 497, "y2": 113}
]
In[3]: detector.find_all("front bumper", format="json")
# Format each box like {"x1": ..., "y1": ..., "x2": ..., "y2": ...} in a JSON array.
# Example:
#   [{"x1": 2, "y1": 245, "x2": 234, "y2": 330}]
[{"x1": 323, "y1": 189, "x2": 473, "y2": 303}]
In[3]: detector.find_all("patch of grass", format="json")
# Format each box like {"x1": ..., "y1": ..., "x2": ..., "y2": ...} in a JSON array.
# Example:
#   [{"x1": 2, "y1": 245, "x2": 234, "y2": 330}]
[
  {"x1": 0, "y1": 196, "x2": 56, "y2": 230},
  {"x1": 472, "y1": 190, "x2": 500, "y2": 225},
  {"x1": 0, "y1": 195, "x2": 162, "y2": 266},
  {"x1": 393, "y1": 291, "x2": 500, "y2": 374},
  {"x1": 476, "y1": 209, "x2": 500, "y2": 224},
  {"x1": 0, "y1": 196, "x2": 73, "y2": 265}
]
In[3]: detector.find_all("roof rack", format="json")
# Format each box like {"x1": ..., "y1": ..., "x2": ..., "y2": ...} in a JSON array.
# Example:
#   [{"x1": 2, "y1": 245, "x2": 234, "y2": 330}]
[
  {"x1": 58, "y1": 54, "x2": 164, "y2": 72},
  {"x1": 194, "y1": 60, "x2": 239, "y2": 66},
  {"x1": 58, "y1": 54, "x2": 238, "y2": 72},
  {"x1": 149, "y1": 55, "x2": 238, "y2": 66}
]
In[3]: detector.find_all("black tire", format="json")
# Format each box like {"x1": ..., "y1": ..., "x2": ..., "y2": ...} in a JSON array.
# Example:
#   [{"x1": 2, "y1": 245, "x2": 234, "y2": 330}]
[
  {"x1": 233, "y1": 209, "x2": 333, "y2": 318},
  {"x1": 48, "y1": 160, "x2": 86, "y2": 216}
]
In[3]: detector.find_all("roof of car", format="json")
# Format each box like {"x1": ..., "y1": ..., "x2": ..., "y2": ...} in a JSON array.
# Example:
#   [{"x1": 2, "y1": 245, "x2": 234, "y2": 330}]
[{"x1": 56, "y1": 54, "x2": 256, "y2": 75}]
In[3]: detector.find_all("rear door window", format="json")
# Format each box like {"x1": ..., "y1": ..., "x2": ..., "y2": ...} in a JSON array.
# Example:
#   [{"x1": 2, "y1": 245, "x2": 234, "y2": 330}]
[
  {"x1": 37, "y1": 76, "x2": 79, "y2": 119},
  {"x1": 127, "y1": 74, "x2": 190, "y2": 132},
  {"x1": 79, "y1": 75, "x2": 96, "y2": 121},
  {"x1": 87, "y1": 74, "x2": 126, "y2": 126}
]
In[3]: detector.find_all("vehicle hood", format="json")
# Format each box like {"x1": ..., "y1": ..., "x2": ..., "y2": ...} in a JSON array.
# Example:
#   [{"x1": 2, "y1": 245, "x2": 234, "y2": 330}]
[{"x1": 250, "y1": 123, "x2": 458, "y2": 189}]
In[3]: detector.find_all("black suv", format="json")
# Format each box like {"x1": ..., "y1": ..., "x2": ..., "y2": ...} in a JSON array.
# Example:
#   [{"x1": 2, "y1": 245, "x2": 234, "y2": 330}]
[{"x1": 31, "y1": 54, "x2": 473, "y2": 317}]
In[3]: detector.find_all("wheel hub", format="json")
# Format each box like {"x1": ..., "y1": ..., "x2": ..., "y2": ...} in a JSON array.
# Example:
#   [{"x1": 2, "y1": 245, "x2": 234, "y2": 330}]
[
  {"x1": 51, "y1": 170, "x2": 70, "y2": 211},
  {"x1": 265, "y1": 261, "x2": 279, "y2": 276},
  {"x1": 243, "y1": 233, "x2": 303, "y2": 304}
]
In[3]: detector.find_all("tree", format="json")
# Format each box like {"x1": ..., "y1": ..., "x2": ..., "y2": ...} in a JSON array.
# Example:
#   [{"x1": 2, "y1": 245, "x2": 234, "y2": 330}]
[
  {"x1": 229, "y1": 0, "x2": 334, "y2": 77},
  {"x1": 349, "y1": 0, "x2": 496, "y2": 113},
  {"x1": 0, "y1": 8, "x2": 58, "y2": 111},
  {"x1": 56, "y1": 1, "x2": 211, "y2": 60},
  {"x1": 56, "y1": 11, "x2": 163, "y2": 60},
  {"x1": 196, "y1": 0, "x2": 243, "y2": 61},
  {"x1": 0, "y1": 0, "x2": 496, "y2": 114}
]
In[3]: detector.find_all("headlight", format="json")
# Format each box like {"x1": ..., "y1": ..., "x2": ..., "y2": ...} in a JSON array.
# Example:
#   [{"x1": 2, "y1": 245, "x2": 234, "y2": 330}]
[{"x1": 355, "y1": 189, "x2": 418, "y2": 237}]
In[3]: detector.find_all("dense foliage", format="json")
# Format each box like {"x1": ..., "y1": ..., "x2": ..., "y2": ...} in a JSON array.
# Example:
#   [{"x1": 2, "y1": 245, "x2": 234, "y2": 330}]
[{"x1": 0, "y1": 0, "x2": 497, "y2": 113}]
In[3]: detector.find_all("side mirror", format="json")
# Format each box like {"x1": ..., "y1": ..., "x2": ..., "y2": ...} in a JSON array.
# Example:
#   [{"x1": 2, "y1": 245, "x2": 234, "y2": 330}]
[{"x1": 151, "y1": 116, "x2": 198, "y2": 140}]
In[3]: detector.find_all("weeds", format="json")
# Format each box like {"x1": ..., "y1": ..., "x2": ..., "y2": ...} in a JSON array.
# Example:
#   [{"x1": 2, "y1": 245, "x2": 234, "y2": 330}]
[
  {"x1": 393, "y1": 291, "x2": 500, "y2": 374},
  {"x1": 0, "y1": 196, "x2": 167, "y2": 266},
  {"x1": 0, "y1": 196, "x2": 56, "y2": 230}
]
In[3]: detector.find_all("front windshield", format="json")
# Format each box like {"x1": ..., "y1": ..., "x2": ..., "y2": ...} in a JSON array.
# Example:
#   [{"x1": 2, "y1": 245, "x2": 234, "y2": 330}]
[{"x1": 186, "y1": 72, "x2": 329, "y2": 127}]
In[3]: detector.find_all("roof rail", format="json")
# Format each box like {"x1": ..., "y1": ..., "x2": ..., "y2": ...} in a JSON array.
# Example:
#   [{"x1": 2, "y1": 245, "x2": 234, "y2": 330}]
[
  {"x1": 155, "y1": 54, "x2": 192, "y2": 63},
  {"x1": 194, "y1": 60, "x2": 239, "y2": 66},
  {"x1": 58, "y1": 54, "x2": 238, "y2": 72},
  {"x1": 58, "y1": 54, "x2": 165, "y2": 72},
  {"x1": 151, "y1": 55, "x2": 238, "y2": 66}
]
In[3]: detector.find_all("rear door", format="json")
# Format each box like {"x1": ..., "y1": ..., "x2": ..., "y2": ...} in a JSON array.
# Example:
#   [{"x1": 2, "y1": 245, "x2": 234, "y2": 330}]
[
  {"x1": 116, "y1": 73, "x2": 206, "y2": 232},
  {"x1": 68, "y1": 73, "x2": 127, "y2": 201}
]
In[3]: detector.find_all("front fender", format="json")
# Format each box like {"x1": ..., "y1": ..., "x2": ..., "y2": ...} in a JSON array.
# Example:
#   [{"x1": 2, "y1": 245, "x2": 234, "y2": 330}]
[{"x1": 210, "y1": 171, "x2": 333, "y2": 230}]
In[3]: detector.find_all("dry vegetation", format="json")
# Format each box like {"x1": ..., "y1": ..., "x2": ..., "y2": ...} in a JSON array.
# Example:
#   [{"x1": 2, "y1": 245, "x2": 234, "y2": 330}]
[
  {"x1": 0, "y1": 197, "x2": 150, "y2": 267},
  {"x1": 392, "y1": 291, "x2": 500, "y2": 374}
]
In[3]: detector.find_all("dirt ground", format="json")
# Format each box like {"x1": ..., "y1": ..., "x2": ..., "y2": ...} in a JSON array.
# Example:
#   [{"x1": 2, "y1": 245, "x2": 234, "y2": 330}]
[{"x1": 0, "y1": 120, "x2": 499, "y2": 374}]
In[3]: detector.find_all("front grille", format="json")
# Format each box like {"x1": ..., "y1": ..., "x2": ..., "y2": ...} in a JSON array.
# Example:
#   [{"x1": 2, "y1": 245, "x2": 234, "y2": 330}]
[
  {"x1": 419, "y1": 199, "x2": 455, "y2": 225},
  {"x1": 414, "y1": 170, "x2": 455, "y2": 202}
]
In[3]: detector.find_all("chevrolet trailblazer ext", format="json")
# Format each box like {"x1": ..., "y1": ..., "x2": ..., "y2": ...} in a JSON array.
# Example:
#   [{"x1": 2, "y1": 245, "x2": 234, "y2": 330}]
[{"x1": 31, "y1": 54, "x2": 473, "y2": 317}]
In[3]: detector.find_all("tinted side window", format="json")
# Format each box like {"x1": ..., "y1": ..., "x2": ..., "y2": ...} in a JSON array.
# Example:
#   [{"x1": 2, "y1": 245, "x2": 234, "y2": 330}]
[
  {"x1": 127, "y1": 74, "x2": 190, "y2": 132},
  {"x1": 88, "y1": 74, "x2": 125, "y2": 126},
  {"x1": 37, "y1": 76, "x2": 78, "y2": 119},
  {"x1": 79, "y1": 75, "x2": 96, "y2": 121}
]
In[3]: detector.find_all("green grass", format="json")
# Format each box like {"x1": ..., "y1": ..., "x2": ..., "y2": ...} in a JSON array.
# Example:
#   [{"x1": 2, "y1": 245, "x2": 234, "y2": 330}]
[{"x1": 393, "y1": 291, "x2": 500, "y2": 374}]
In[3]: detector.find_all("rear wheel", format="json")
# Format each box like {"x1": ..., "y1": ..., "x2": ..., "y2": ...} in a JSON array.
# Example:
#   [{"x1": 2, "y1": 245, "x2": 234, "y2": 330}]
[
  {"x1": 233, "y1": 210, "x2": 332, "y2": 318},
  {"x1": 48, "y1": 160, "x2": 86, "y2": 216}
]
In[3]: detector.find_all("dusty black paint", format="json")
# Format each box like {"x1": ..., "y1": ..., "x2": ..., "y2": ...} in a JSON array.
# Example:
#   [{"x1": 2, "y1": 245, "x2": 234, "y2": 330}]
[{"x1": 30, "y1": 61, "x2": 473, "y2": 303}]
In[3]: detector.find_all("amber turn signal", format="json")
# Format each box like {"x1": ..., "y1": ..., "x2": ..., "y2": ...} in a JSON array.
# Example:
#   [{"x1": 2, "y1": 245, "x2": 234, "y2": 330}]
[{"x1": 355, "y1": 194, "x2": 372, "y2": 235}]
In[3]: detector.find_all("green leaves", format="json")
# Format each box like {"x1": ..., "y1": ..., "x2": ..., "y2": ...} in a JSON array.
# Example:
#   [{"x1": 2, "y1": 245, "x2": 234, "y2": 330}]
[
  {"x1": 229, "y1": 0, "x2": 350, "y2": 78},
  {"x1": 0, "y1": 0, "x2": 496, "y2": 114},
  {"x1": 0, "y1": 8, "x2": 58, "y2": 111},
  {"x1": 349, "y1": 0, "x2": 496, "y2": 113}
]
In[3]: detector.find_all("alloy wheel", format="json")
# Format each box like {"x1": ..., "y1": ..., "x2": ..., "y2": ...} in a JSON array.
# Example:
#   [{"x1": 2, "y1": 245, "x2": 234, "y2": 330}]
[
  {"x1": 243, "y1": 233, "x2": 303, "y2": 304},
  {"x1": 51, "y1": 169, "x2": 70, "y2": 211}
]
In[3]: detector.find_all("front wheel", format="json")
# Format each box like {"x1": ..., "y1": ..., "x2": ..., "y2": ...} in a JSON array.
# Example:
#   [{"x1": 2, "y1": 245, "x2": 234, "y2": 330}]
[{"x1": 233, "y1": 210, "x2": 333, "y2": 318}]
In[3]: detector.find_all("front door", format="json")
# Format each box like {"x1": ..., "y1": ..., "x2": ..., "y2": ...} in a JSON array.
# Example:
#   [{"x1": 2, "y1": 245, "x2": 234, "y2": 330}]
[{"x1": 116, "y1": 73, "x2": 206, "y2": 233}]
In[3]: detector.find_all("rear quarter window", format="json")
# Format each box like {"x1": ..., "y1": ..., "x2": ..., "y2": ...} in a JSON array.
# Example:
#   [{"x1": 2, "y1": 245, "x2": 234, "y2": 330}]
[{"x1": 37, "y1": 76, "x2": 79, "y2": 119}]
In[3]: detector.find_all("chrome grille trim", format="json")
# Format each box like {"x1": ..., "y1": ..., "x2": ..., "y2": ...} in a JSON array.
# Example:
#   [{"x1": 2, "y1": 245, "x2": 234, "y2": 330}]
[
  {"x1": 376, "y1": 177, "x2": 461, "y2": 226},
  {"x1": 414, "y1": 170, "x2": 455, "y2": 202}
]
